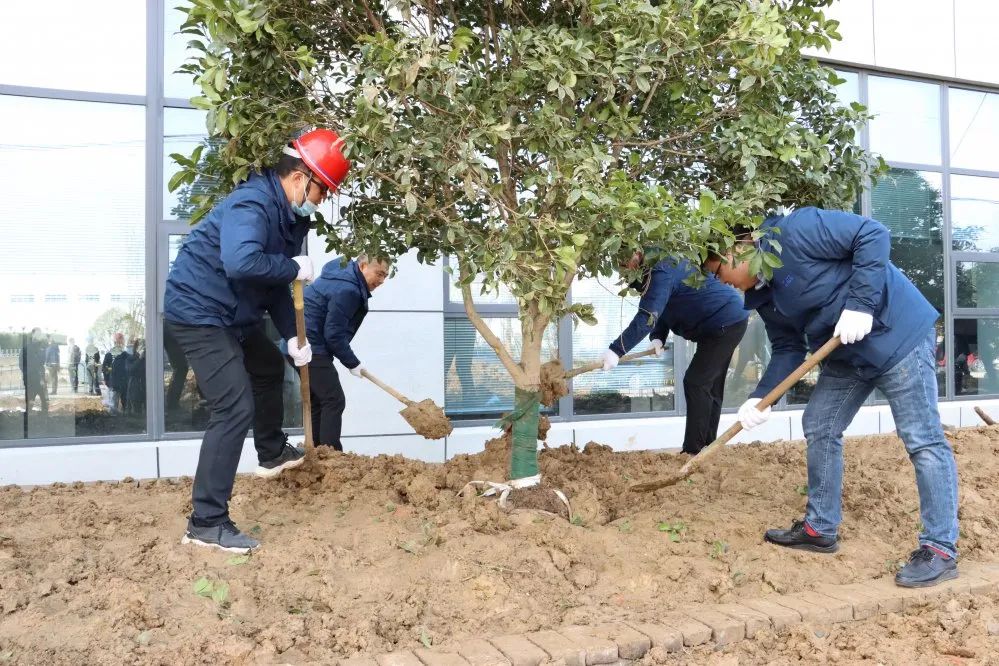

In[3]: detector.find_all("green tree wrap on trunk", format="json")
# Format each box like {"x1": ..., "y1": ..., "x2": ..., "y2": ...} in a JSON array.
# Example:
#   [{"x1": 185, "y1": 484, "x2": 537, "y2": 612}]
[{"x1": 510, "y1": 388, "x2": 540, "y2": 480}]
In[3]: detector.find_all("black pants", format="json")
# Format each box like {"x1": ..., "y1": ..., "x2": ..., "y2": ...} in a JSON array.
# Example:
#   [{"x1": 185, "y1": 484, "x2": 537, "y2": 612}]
[
  {"x1": 682, "y1": 318, "x2": 748, "y2": 454},
  {"x1": 167, "y1": 321, "x2": 288, "y2": 526},
  {"x1": 309, "y1": 353, "x2": 346, "y2": 451},
  {"x1": 163, "y1": 326, "x2": 189, "y2": 411},
  {"x1": 69, "y1": 365, "x2": 79, "y2": 392}
]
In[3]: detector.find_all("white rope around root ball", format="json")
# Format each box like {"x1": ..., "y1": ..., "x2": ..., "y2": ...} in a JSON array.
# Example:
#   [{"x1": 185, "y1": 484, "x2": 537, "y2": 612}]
[{"x1": 459, "y1": 474, "x2": 571, "y2": 518}]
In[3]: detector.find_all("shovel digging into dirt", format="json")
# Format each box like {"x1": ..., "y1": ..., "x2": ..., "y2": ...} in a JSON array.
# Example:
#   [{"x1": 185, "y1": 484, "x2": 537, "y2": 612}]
[
  {"x1": 540, "y1": 348, "x2": 659, "y2": 406},
  {"x1": 629, "y1": 335, "x2": 843, "y2": 493},
  {"x1": 361, "y1": 370, "x2": 453, "y2": 440},
  {"x1": 293, "y1": 281, "x2": 315, "y2": 451}
]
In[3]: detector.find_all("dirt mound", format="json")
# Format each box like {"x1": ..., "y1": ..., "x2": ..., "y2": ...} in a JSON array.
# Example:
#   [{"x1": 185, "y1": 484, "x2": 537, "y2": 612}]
[{"x1": 2, "y1": 427, "x2": 999, "y2": 664}]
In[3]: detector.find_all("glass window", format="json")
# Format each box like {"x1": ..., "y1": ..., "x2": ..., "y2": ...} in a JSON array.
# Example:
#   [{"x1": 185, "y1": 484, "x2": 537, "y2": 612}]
[
  {"x1": 871, "y1": 169, "x2": 945, "y2": 312},
  {"x1": 0, "y1": 96, "x2": 146, "y2": 441},
  {"x1": 953, "y1": 318, "x2": 999, "y2": 396},
  {"x1": 164, "y1": 1, "x2": 199, "y2": 99},
  {"x1": 833, "y1": 70, "x2": 860, "y2": 107},
  {"x1": 723, "y1": 312, "x2": 770, "y2": 407},
  {"x1": 868, "y1": 77, "x2": 941, "y2": 166},
  {"x1": 956, "y1": 262, "x2": 999, "y2": 309},
  {"x1": 949, "y1": 88, "x2": 999, "y2": 173},
  {"x1": 951, "y1": 175, "x2": 999, "y2": 253},
  {"x1": 571, "y1": 277, "x2": 674, "y2": 416},
  {"x1": 0, "y1": 1, "x2": 145, "y2": 95},
  {"x1": 164, "y1": 108, "x2": 210, "y2": 220},
  {"x1": 444, "y1": 318, "x2": 558, "y2": 420}
]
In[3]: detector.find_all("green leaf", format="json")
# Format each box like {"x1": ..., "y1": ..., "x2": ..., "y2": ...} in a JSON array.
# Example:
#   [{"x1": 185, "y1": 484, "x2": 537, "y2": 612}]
[
  {"x1": 193, "y1": 577, "x2": 213, "y2": 597},
  {"x1": 697, "y1": 193, "x2": 714, "y2": 215},
  {"x1": 739, "y1": 75, "x2": 756, "y2": 91},
  {"x1": 405, "y1": 191, "x2": 418, "y2": 215},
  {"x1": 168, "y1": 169, "x2": 189, "y2": 193},
  {"x1": 226, "y1": 554, "x2": 250, "y2": 565},
  {"x1": 211, "y1": 582, "x2": 229, "y2": 604}
]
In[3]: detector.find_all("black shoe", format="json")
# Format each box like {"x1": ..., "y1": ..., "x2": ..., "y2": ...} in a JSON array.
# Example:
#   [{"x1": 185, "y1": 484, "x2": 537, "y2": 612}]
[
  {"x1": 181, "y1": 519, "x2": 259, "y2": 554},
  {"x1": 895, "y1": 546, "x2": 958, "y2": 588},
  {"x1": 764, "y1": 519, "x2": 839, "y2": 553},
  {"x1": 255, "y1": 443, "x2": 305, "y2": 479}
]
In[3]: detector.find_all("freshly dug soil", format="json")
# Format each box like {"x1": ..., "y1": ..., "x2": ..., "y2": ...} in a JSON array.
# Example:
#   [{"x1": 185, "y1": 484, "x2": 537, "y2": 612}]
[
  {"x1": 2, "y1": 427, "x2": 999, "y2": 665},
  {"x1": 540, "y1": 359, "x2": 568, "y2": 406},
  {"x1": 646, "y1": 590, "x2": 999, "y2": 665},
  {"x1": 503, "y1": 484, "x2": 570, "y2": 520},
  {"x1": 400, "y1": 399, "x2": 453, "y2": 440}
]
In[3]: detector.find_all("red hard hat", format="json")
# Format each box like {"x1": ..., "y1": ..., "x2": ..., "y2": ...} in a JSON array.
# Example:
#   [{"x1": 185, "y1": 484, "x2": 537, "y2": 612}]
[{"x1": 291, "y1": 128, "x2": 350, "y2": 192}]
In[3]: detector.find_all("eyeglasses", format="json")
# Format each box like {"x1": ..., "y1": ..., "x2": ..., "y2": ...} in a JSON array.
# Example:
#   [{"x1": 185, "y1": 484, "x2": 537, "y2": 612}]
[{"x1": 296, "y1": 170, "x2": 329, "y2": 198}]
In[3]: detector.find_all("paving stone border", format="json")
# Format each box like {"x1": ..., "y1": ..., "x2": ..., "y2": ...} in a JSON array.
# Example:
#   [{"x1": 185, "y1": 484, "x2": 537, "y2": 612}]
[{"x1": 339, "y1": 562, "x2": 999, "y2": 666}]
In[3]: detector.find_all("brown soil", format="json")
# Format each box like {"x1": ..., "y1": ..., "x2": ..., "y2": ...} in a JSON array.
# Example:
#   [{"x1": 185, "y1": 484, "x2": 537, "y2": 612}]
[
  {"x1": 540, "y1": 359, "x2": 568, "y2": 406},
  {"x1": 400, "y1": 399, "x2": 453, "y2": 440},
  {"x1": 2, "y1": 427, "x2": 999, "y2": 664},
  {"x1": 503, "y1": 484, "x2": 570, "y2": 520},
  {"x1": 647, "y1": 590, "x2": 999, "y2": 665}
]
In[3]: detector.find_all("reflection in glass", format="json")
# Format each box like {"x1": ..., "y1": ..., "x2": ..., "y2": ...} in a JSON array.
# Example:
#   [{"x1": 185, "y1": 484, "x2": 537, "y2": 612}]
[
  {"x1": 833, "y1": 70, "x2": 860, "y2": 107},
  {"x1": 871, "y1": 169, "x2": 945, "y2": 312},
  {"x1": 951, "y1": 175, "x2": 999, "y2": 253},
  {"x1": 444, "y1": 318, "x2": 558, "y2": 420},
  {"x1": 164, "y1": 316, "x2": 303, "y2": 433},
  {"x1": 164, "y1": 108, "x2": 210, "y2": 220},
  {"x1": 0, "y1": 1, "x2": 145, "y2": 95},
  {"x1": 868, "y1": 77, "x2": 941, "y2": 166},
  {"x1": 949, "y1": 88, "x2": 999, "y2": 173},
  {"x1": 0, "y1": 97, "x2": 146, "y2": 441},
  {"x1": 956, "y1": 262, "x2": 999, "y2": 309},
  {"x1": 164, "y1": 1, "x2": 199, "y2": 99},
  {"x1": 571, "y1": 277, "x2": 674, "y2": 416},
  {"x1": 447, "y1": 274, "x2": 517, "y2": 306},
  {"x1": 953, "y1": 319, "x2": 999, "y2": 396}
]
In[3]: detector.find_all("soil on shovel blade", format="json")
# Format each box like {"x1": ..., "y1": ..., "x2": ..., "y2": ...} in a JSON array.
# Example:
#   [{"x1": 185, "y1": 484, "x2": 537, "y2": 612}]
[
  {"x1": 400, "y1": 399, "x2": 453, "y2": 440},
  {"x1": 2, "y1": 427, "x2": 999, "y2": 665}
]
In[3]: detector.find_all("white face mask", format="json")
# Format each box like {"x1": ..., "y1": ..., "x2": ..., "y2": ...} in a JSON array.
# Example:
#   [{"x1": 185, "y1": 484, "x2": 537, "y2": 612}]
[{"x1": 290, "y1": 175, "x2": 318, "y2": 218}]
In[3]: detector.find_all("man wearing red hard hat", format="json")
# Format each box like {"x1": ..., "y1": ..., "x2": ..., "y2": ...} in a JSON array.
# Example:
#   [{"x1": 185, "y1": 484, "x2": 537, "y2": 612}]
[{"x1": 165, "y1": 128, "x2": 349, "y2": 553}]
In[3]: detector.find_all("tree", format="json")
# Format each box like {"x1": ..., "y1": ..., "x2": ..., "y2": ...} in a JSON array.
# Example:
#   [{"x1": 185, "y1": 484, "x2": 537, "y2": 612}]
[
  {"x1": 88, "y1": 303, "x2": 145, "y2": 353},
  {"x1": 174, "y1": 0, "x2": 880, "y2": 483}
]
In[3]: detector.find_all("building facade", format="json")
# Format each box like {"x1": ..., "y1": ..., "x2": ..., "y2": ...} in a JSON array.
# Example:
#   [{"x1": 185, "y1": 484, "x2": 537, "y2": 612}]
[{"x1": 2, "y1": 0, "x2": 998, "y2": 484}]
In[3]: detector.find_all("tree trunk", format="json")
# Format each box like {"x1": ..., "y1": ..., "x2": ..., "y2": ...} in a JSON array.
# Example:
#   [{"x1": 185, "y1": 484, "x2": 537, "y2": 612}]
[{"x1": 509, "y1": 309, "x2": 546, "y2": 481}]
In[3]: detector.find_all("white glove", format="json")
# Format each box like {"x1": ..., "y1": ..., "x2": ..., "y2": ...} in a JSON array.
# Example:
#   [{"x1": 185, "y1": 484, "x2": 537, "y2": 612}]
[
  {"x1": 601, "y1": 350, "x2": 620, "y2": 371},
  {"x1": 651, "y1": 338, "x2": 665, "y2": 358},
  {"x1": 833, "y1": 309, "x2": 874, "y2": 345},
  {"x1": 293, "y1": 256, "x2": 314, "y2": 281},
  {"x1": 349, "y1": 364, "x2": 365, "y2": 378},
  {"x1": 738, "y1": 398, "x2": 771, "y2": 431},
  {"x1": 286, "y1": 337, "x2": 312, "y2": 367}
]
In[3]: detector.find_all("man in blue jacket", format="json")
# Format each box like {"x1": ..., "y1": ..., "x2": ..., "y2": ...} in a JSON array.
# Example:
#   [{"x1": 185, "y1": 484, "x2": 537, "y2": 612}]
[
  {"x1": 604, "y1": 252, "x2": 748, "y2": 454},
  {"x1": 707, "y1": 207, "x2": 959, "y2": 588},
  {"x1": 165, "y1": 128, "x2": 350, "y2": 553},
  {"x1": 304, "y1": 255, "x2": 390, "y2": 450}
]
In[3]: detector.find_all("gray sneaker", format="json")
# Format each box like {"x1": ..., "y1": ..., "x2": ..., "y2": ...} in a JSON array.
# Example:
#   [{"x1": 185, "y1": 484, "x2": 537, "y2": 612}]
[
  {"x1": 181, "y1": 519, "x2": 260, "y2": 554},
  {"x1": 255, "y1": 443, "x2": 305, "y2": 478}
]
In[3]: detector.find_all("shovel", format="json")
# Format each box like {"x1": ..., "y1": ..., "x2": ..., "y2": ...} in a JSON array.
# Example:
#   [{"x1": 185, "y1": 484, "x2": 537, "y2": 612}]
[
  {"x1": 541, "y1": 347, "x2": 661, "y2": 406},
  {"x1": 360, "y1": 369, "x2": 453, "y2": 440},
  {"x1": 292, "y1": 281, "x2": 314, "y2": 450},
  {"x1": 629, "y1": 335, "x2": 842, "y2": 492}
]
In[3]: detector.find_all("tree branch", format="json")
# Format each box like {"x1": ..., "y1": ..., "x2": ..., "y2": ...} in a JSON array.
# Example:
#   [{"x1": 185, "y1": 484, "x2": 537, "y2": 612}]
[{"x1": 460, "y1": 277, "x2": 527, "y2": 385}]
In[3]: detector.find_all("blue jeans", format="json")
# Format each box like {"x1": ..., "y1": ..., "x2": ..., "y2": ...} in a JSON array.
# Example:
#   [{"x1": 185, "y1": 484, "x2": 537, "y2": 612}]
[{"x1": 801, "y1": 329, "x2": 959, "y2": 558}]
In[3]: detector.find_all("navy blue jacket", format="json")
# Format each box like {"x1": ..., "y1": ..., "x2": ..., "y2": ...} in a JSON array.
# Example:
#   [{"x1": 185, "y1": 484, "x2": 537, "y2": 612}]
[
  {"x1": 164, "y1": 170, "x2": 309, "y2": 340},
  {"x1": 745, "y1": 207, "x2": 939, "y2": 398},
  {"x1": 610, "y1": 259, "x2": 748, "y2": 355},
  {"x1": 303, "y1": 259, "x2": 370, "y2": 369}
]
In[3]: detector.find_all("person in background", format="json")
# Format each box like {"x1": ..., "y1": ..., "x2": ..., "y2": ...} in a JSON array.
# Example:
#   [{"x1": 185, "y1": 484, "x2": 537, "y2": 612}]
[
  {"x1": 44, "y1": 337, "x2": 60, "y2": 396},
  {"x1": 304, "y1": 255, "x2": 391, "y2": 451},
  {"x1": 602, "y1": 252, "x2": 748, "y2": 455},
  {"x1": 103, "y1": 333, "x2": 126, "y2": 414},
  {"x1": 67, "y1": 338, "x2": 81, "y2": 393},
  {"x1": 19, "y1": 328, "x2": 48, "y2": 414},
  {"x1": 127, "y1": 338, "x2": 146, "y2": 415}
]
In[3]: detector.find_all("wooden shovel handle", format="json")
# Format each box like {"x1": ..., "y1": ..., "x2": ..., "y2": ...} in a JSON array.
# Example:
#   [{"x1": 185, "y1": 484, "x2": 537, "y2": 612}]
[
  {"x1": 629, "y1": 336, "x2": 843, "y2": 492},
  {"x1": 293, "y1": 281, "x2": 314, "y2": 450},
  {"x1": 565, "y1": 347, "x2": 660, "y2": 379},
  {"x1": 361, "y1": 369, "x2": 413, "y2": 406}
]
